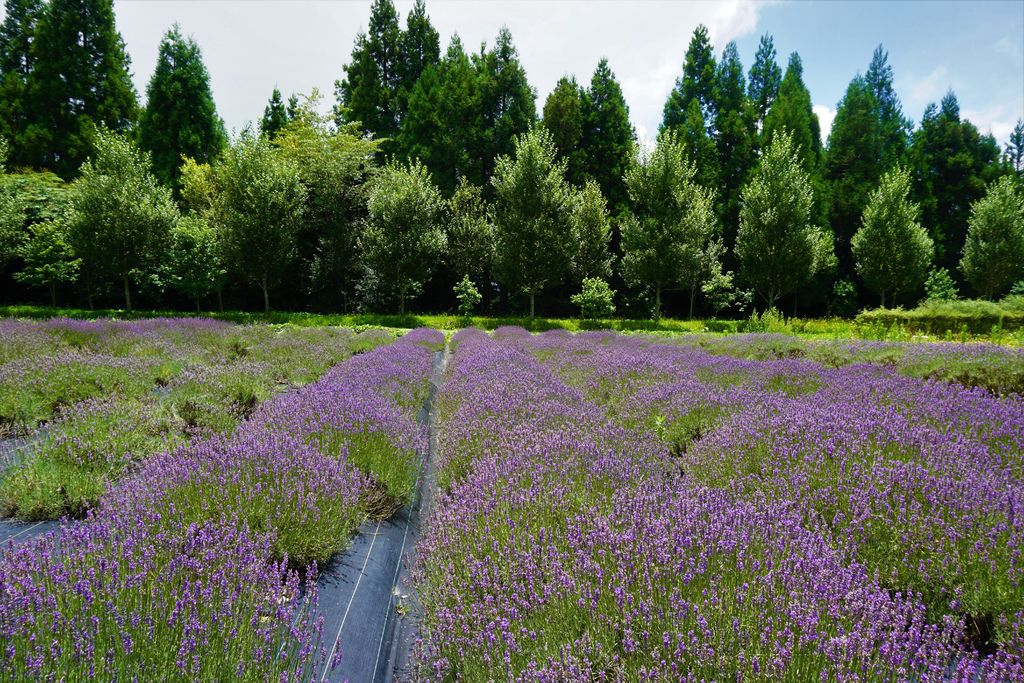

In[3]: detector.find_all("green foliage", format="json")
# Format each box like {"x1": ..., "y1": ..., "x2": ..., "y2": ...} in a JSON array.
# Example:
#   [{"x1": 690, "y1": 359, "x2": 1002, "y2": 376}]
[
  {"x1": 924, "y1": 267, "x2": 959, "y2": 302},
  {"x1": 701, "y1": 266, "x2": 751, "y2": 317},
  {"x1": 138, "y1": 24, "x2": 226, "y2": 189},
  {"x1": 362, "y1": 159, "x2": 446, "y2": 314},
  {"x1": 621, "y1": 130, "x2": 719, "y2": 318},
  {"x1": 960, "y1": 176, "x2": 1024, "y2": 299},
  {"x1": 454, "y1": 274, "x2": 482, "y2": 316},
  {"x1": 13, "y1": 217, "x2": 79, "y2": 305},
  {"x1": 864, "y1": 45, "x2": 911, "y2": 169},
  {"x1": 65, "y1": 130, "x2": 177, "y2": 311},
  {"x1": 571, "y1": 277, "x2": 616, "y2": 318},
  {"x1": 570, "y1": 179, "x2": 612, "y2": 280},
  {"x1": 662, "y1": 24, "x2": 716, "y2": 131},
  {"x1": 542, "y1": 76, "x2": 587, "y2": 186},
  {"x1": 214, "y1": 132, "x2": 306, "y2": 312},
  {"x1": 851, "y1": 166, "x2": 932, "y2": 306},
  {"x1": 582, "y1": 59, "x2": 635, "y2": 213},
  {"x1": 166, "y1": 214, "x2": 222, "y2": 310},
  {"x1": 21, "y1": 0, "x2": 138, "y2": 177},
  {"x1": 712, "y1": 42, "x2": 755, "y2": 243},
  {"x1": 491, "y1": 126, "x2": 573, "y2": 318},
  {"x1": 445, "y1": 177, "x2": 493, "y2": 282},
  {"x1": 0, "y1": 137, "x2": 26, "y2": 265},
  {"x1": 1006, "y1": 119, "x2": 1024, "y2": 176},
  {"x1": 747, "y1": 33, "x2": 782, "y2": 130},
  {"x1": 762, "y1": 53, "x2": 821, "y2": 172},
  {"x1": 830, "y1": 279, "x2": 857, "y2": 317},
  {"x1": 737, "y1": 131, "x2": 829, "y2": 307},
  {"x1": 475, "y1": 27, "x2": 537, "y2": 180},
  {"x1": 0, "y1": 0, "x2": 43, "y2": 167},
  {"x1": 260, "y1": 87, "x2": 290, "y2": 138},
  {"x1": 397, "y1": 0, "x2": 440, "y2": 118}
]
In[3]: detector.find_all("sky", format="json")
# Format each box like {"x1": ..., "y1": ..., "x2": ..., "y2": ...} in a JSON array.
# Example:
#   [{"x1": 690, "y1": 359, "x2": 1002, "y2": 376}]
[{"x1": 27, "y1": 0, "x2": 1024, "y2": 146}]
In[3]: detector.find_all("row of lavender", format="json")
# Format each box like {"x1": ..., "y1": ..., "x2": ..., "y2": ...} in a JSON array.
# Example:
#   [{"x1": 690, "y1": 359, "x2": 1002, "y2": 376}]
[
  {"x1": 0, "y1": 317, "x2": 387, "y2": 520},
  {"x1": 416, "y1": 327, "x2": 1022, "y2": 681},
  {"x1": 0, "y1": 327, "x2": 443, "y2": 679}
]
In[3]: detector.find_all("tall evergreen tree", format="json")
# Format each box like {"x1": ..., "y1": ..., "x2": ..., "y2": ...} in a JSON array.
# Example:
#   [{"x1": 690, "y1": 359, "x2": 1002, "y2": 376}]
[
  {"x1": 762, "y1": 53, "x2": 821, "y2": 171},
  {"x1": 541, "y1": 76, "x2": 587, "y2": 187},
  {"x1": 1006, "y1": 119, "x2": 1024, "y2": 176},
  {"x1": 335, "y1": 0, "x2": 403, "y2": 142},
  {"x1": 23, "y1": 0, "x2": 138, "y2": 177},
  {"x1": 397, "y1": 0, "x2": 440, "y2": 117},
  {"x1": 261, "y1": 88, "x2": 289, "y2": 139},
  {"x1": 475, "y1": 27, "x2": 536, "y2": 182},
  {"x1": 865, "y1": 45, "x2": 910, "y2": 169},
  {"x1": 712, "y1": 42, "x2": 755, "y2": 253},
  {"x1": 581, "y1": 58, "x2": 634, "y2": 215},
  {"x1": 908, "y1": 92, "x2": 1005, "y2": 274},
  {"x1": 138, "y1": 25, "x2": 226, "y2": 189},
  {"x1": 0, "y1": 0, "x2": 44, "y2": 167},
  {"x1": 824, "y1": 76, "x2": 882, "y2": 281},
  {"x1": 662, "y1": 24, "x2": 716, "y2": 130},
  {"x1": 747, "y1": 33, "x2": 781, "y2": 133},
  {"x1": 399, "y1": 35, "x2": 483, "y2": 194}
]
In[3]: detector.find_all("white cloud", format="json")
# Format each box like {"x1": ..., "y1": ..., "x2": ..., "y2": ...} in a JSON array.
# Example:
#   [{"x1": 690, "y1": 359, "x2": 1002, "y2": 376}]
[
  {"x1": 813, "y1": 104, "x2": 836, "y2": 145},
  {"x1": 963, "y1": 104, "x2": 1017, "y2": 146},
  {"x1": 900, "y1": 65, "x2": 954, "y2": 112}
]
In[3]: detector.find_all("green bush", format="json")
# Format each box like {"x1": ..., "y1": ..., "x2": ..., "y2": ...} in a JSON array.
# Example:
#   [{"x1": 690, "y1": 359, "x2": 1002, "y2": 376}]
[
  {"x1": 924, "y1": 267, "x2": 959, "y2": 302},
  {"x1": 570, "y1": 277, "x2": 616, "y2": 319},
  {"x1": 453, "y1": 275, "x2": 482, "y2": 317}
]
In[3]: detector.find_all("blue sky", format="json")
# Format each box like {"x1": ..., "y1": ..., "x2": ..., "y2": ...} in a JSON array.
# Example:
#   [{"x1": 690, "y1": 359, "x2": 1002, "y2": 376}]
[{"x1": 6, "y1": 1, "x2": 1021, "y2": 147}]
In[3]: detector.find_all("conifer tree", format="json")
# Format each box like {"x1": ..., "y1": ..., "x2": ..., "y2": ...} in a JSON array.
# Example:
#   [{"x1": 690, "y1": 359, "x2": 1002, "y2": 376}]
[
  {"x1": 542, "y1": 76, "x2": 587, "y2": 187},
  {"x1": 1006, "y1": 119, "x2": 1024, "y2": 176},
  {"x1": 712, "y1": 42, "x2": 755, "y2": 252},
  {"x1": 335, "y1": 0, "x2": 403, "y2": 142},
  {"x1": 261, "y1": 88, "x2": 290, "y2": 139},
  {"x1": 865, "y1": 45, "x2": 910, "y2": 169},
  {"x1": 662, "y1": 24, "x2": 716, "y2": 130},
  {"x1": 138, "y1": 25, "x2": 226, "y2": 189},
  {"x1": 747, "y1": 33, "x2": 781, "y2": 133},
  {"x1": 476, "y1": 27, "x2": 537, "y2": 182},
  {"x1": 0, "y1": 0, "x2": 44, "y2": 167},
  {"x1": 23, "y1": 0, "x2": 138, "y2": 177},
  {"x1": 762, "y1": 53, "x2": 821, "y2": 171},
  {"x1": 398, "y1": 0, "x2": 440, "y2": 117},
  {"x1": 581, "y1": 58, "x2": 635, "y2": 215}
]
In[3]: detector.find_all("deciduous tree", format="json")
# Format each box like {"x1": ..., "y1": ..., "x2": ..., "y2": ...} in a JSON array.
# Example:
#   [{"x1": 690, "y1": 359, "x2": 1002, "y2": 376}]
[{"x1": 960, "y1": 176, "x2": 1024, "y2": 299}]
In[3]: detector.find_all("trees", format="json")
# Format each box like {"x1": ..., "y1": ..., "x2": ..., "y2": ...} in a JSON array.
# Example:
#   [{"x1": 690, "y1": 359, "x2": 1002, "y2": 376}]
[
  {"x1": 748, "y1": 33, "x2": 781, "y2": 133},
  {"x1": 362, "y1": 160, "x2": 446, "y2": 314},
  {"x1": 864, "y1": 45, "x2": 910, "y2": 170},
  {"x1": 397, "y1": 0, "x2": 440, "y2": 117},
  {"x1": 273, "y1": 93, "x2": 381, "y2": 310},
  {"x1": 166, "y1": 215, "x2": 222, "y2": 311},
  {"x1": 620, "y1": 130, "x2": 719, "y2": 318},
  {"x1": 1005, "y1": 119, "x2": 1024, "y2": 176},
  {"x1": 581, "y1": 58, "x2": 634, "y2": 214},
  {"x1": 261, "y1": 88, "x2": 290, "y2": 139},
  {"x1": 475, "y1": 27, "x2": 537, "y2": 182},
  {"x1": 65, "y1": 130, "x2": 177, "y2": 311},
  {"x1": 541, "y1": 76, "x2": 587, "y2": 187},
  {"x1": 138, "y1": 25, "x2": 226, "y2": 189},
  {"x1": 960, "y1": 176, "x2": 1024, "y2": 299},
  {"x1": 0, "y1": 138, "x2": 26, "y2": 266},
  {"x1": 336, "y1": 0, "x2": 403, "y2": 141},
  {"x1": 14, "y1": 218, "x2": 79, "y2": 305},
  {"x1": 908, "y1": 92, "x2": 1005, "y2": 274},
  {"x1": 712, "y1": 42, "x2": 755, "y2": 250},
  {"x1": 662, "y1": 24, "x2": 716, "y2": 130},
  {"x1": 851, "y1": 166, "x2": 933, "y2": 307},
  {"x1": 215, "y1": 132, "x2": 305, "y2": 312},
  {"x1": 736, "y1": 131, "x2": 831, "y2": 308},
  {"x1": 22, "y1": 0, "x2": 138, "y2": 176},
  {"x1": 491, "y1": 127, "x2": 573, "y2": 318},
  {"x1": 570, "y1": 179, "x2": 612, "y2": 280},
  {"x1": 445, "y1": 178, "x2": 493, "y2": 284},
  {"x1": 763, "y1": 53, "x2": 821, "y2": 172},
  {"x1": 0, "y1": 0, "x2": 45, "y2": 168}
]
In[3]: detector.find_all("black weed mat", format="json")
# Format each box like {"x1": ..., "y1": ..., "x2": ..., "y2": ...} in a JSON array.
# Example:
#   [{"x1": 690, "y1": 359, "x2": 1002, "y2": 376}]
[{"x1": 318, "y1": 347, "x2": 447, "y2": 683}]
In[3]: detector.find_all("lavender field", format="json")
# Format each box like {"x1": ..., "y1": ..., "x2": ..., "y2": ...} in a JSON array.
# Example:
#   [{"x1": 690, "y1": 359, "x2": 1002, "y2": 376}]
[{"x1": 1, "y1": 320, "x2": 1023, "y2": 681}]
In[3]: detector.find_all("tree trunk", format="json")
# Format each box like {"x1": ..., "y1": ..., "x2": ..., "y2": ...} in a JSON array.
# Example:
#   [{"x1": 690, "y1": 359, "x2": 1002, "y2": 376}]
[
  {"x1": 196, "y1": 296, "x2": 201, "y2": 313},
  {"x1": 261, "y1": 274, "x2": 270, "y2": 313},
  {"x1": 529, "y1": 292, "x2": 535, "y2": 319},
  {"x1": 217, "y1": 289, "x2": 224, "y2": 313},
  {"x1": 688, "y1": 287, "x2": 696, "y2": 320},
  {"x1": 49, "y1": 282, "x2": 56, "y2": 308},
  {"x1": 87, "y1": 291, "x2": 94, "y2": 310},
  {"x1": 654, "y1": 285, "x2": 662, "y2": 320},
  {"x1": 880, "y1": 291, "x2": 886, "y2": 308},
  {"x1": 793, "y1": 294, "x2": 798, "y2": 318},
  {"x1": 123, "y1": 276, "x2": 132, "y2": 312},
  {"x1": 399, "y1": 286, "x2": 406, "y2": 315}
]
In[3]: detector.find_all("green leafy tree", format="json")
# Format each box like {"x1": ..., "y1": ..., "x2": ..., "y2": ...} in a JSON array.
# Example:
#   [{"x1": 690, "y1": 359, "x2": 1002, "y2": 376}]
[
  {"x1": 0, "y1": 138, "x2": 26, "y2": 265},
  {"x1": 737, "y1": 131, "x2": 831, "y2": 308},
  {"x1": 851, "y1": 166, "x2": 933, "y2": 307},
  {"x1": 215, "y1": 132, "x2": 306, "y2": 312},
  {"x1": 541, "y1": 75, "x2": 587, "y2": 186},
  {"x1": 475, "y1": 27, "x2": 537, "y2": 182},
  {"x1": 261, "y1": 88, "x2": 290, "y2": 139},
  {"x1": 621, "y1": 130, "x2": 719, "y2": 318},
  {"x1": 908, "y1": 92, "x2": 1005, "y2": 274},
  {"x1": 924, "y1": 267, "x2": 958, "y2": 302},
  {"x1": 453, "y1": 274, "x2": 481, "y2": 316},
  {"x1": 571, "y1": 277, "x2": 615, "y2": 318},
  {"x1": 662, "y1": 24, "x2": 716, "y2": 130},
  {"x1": 335, "y1": 0, "x2": 403, "y2": 142},
  {"x1": 166, "y1": 214, "x2": 222, "y2": 311},
  {"x1": 14, "y1": 217, "x2": 79, "y2": 305},
  {"x1": 0, "y1": 0, "x2": 45, "y2": 167},
  {"x1": 362, "y1": 160, "x2": 446, "y2": 314},
  {"x1": 445, "y1": 177, "x2": 493, "y2": 284},
  {"x1": 581, "y1": 58, "x2": 635, "y2": 214},
  {"x1": 274, "y1": 92, "x2": 381, "y2": 311},
  {"x1": 960, "y1": 176, "x2": 1024, "y2": 299},
  {"x1": 747, "y1": 33, "x2": 781, "y2": 133},
  {"x1": 701, "y1": 265, "x2": 751, "y2": 317},
  {"x1": 138, "y1": 25, "x2": 226, "y2": 189},
  {"x1": 570, "y1": 179, "x2": 612, "y2": 280},
  {"x1": 712, "y1": 42, "x2": 755, "y2": 253},
  {"x1": 1004, "y1": 119, "x2": 1023, "y2": 176},
  {"x1": 491, "y1": 127, "x2": 573, "y2": 318},
  {"x1": 397, "y1": 0, "x2": 440, "y2": 118},
  {"x1": 865, "y1": 45, "x2": 910, "y2": 170},
  {"x1": 824, "y1": 76, "x2": 882, "y2": 281},
  {"x1": 66, "y1": 130, "x2": 177, "y2": 311},
  {"x1": 23, "y1": 0, "x2": 138, "y2": 176}
]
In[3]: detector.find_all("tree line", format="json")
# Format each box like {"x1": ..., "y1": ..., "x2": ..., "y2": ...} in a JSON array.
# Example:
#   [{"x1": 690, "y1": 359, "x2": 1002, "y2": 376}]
[{"x1": 0, "y1": 0, "x2": 1022, "y2": 317}]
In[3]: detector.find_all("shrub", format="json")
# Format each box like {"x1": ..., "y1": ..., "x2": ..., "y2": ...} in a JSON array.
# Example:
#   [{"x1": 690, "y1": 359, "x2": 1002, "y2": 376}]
[
  {"x1": 924, "y1": 267, "x2": 959, "y2": 302},
  {"x1": 571, "y1": 277, "x2": 616, "y2": 319},
  {"x1": 453, "y1": 275, "x2": 482, "y2": 316}
]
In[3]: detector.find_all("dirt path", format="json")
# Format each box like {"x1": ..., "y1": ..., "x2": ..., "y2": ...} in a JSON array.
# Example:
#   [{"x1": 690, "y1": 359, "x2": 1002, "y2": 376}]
[{"x1": 319, "y1": 342, "x2": 449, "y2": 682}]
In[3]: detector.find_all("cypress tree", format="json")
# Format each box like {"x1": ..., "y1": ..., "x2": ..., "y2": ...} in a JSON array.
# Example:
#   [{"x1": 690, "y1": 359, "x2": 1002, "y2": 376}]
[
  {"x1": 398, "y1": 0, "x2": 440, "y2": 118},
  {"x1": 335, "y1": 0, "x2": 403, "y2": 142},
  {"x1": 747, "y1": 33, "x2": 781, "y2": 133},
  {"x1": 662, "y1": 24, "x2": 716, "y2": 130},
  {"x1": 581, "y1": 58, "x2": 635, "y2": 215},
  {"x1": 138, "y1": 25, "x2": 226, "y2": 189},
  {"x1": 475, "y1": 27, "x2": 536, "y2": 182},
  {"x1": 762, "y1": 53, "x2": 821, "y2": 171},
  {"x1": 541, "y1": 76, "x2": 587, "y2": 187},
  {"x1": 865, "y1": 45, "x2": 910, "y2": 169},
  {"x1": 261, "y1": 88, "x2": 289, "y2": 138},
  {"x1": 23, "y1": 0, "x2": 138, "y2": 177},
  {"x1": 1005, "y1": 119, "x2": 1024, "y2": 176},
  {"x1": 712, "y1": 42, "x2": 755, "y2": 256},
  {"x1": 0, "y1": 0, "x2": 44, "y2": 167}
]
